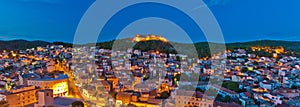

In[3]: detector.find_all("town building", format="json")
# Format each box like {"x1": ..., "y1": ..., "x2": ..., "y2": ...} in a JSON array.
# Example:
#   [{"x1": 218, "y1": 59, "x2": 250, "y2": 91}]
[
  {"x1": 0, "y1": 85, "x2": 39, "y2": 107},
  {"x1": 27, "y1": 74, "x2": 69, "y2": 97}
]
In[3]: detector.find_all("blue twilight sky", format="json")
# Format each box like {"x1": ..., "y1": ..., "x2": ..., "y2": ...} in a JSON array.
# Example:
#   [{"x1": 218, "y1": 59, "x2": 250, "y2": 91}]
[{"x1": 0, "y1": 0, "x2": 300, "y2": 43}]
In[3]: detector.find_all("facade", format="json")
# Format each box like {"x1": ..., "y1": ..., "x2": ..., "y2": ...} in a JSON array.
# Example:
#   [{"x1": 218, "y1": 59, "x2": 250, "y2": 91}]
[
  {"x1": 81, "y1": 88, "x2": 109, "y2": 107},
  {"x1": 19, "y1": 74, "x2": 40, "y2": 86},
  {"x1": 106, "y1": 77, "x2": 118, "y2": 89},
  {"x1": 277, "y1": 88, "x2": 300, "y2": 98},
  {"x1": 209, "y1": 85, "x2": 239, "y2": 98},
  {"x1": 175, "y1": 90, "x2": 214, "y2": 107},
  {"x1": 214, "y1": 101, "x2": 242, "y2": 107},
  {"x1": 0, "y1": 85, "x2": 39, "y2": 107},
  {"x1": 90, "y1": 80, "x2": 111, "y2": 92},
  {"x1": 34, "y1": 89, "x2": 54, "y2": 107},
  {"x1": 34, "y1": 89, "x2": 84, "y2": 107},
  {"x1": 130, "y1": 100, "x2": 162, "y2": 107},
  {"x1": 263, "y1": 93, "x2": 283, "y2": 105},
  {"x1": 27, "y1": 74, "x2": 69, "y2": 97},
  {"x1": 238, "y1": 92, "x2": 254, "y2": 107},
  {"x1": 116, "y1": 92, "x2": 132, "y2": 106},
  {"x1": 259, "y1": 80, "x2": 273, "y2": 90}
]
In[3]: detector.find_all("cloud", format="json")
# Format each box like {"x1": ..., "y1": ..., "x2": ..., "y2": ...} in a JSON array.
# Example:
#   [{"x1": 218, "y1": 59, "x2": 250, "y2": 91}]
[
  {"x1": 0, "y1": 33, "x2": 8, "y2": 38},
  {"x1": 0, "y1": 36, "x2": 8, "y2": 39},
  {"x1": 0, "y1": 34, "x2": 12, "y2": 40}
]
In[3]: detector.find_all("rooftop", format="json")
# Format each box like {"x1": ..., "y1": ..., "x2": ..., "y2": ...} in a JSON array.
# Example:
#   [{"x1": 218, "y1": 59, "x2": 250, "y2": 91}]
[
  {"x1": 31, "y1": 74, "x2": 68, "y2": 81},
  {"x1": 54, "y1": 97, "x2": 82, "y2": 106}
]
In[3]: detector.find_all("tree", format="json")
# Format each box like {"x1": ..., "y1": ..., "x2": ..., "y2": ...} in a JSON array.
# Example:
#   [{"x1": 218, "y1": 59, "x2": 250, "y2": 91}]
[
  {"x1": 222, "y1": 82, "x2": 239, "y2": 92},
  {"x1": 0, "y1": 101, "x2": 8, "y2": 107},
  {"x1": 176, "y1": 56, "x2": 181, "y2": 61},
  {"x1": 223, "y1": 95, "x2": 231, "y2": 102},
  {"x1": 160, "y1": 91, "x2": 170, "y2": 99},
  {"x1": 174, "y1": 73, "x2": 181, "y2": 81},
  {"x1": 110, "y1": 92, "x2": 118, "y2": 99},
  {"x1": 71, "y1": 101, "x2": 84, "y2": 107},
  {"x1": 291, "y1": 85, "x2": 297, "y2": 89},
  {"x1": 195, "y1": 88, "x2": 204, "y2": 92},
  {"x1": 241, "y1": 67, "x2": 248, "y2": 73}
]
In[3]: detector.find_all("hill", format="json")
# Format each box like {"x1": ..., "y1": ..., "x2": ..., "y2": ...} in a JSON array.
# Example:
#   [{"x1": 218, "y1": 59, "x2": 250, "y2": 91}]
[
  {"x1": 0, "y1": 40, "x2": 73, "y2": 51},
  {"x1": 0, "y1": 40, "x2": 50, "y2": 50},
  {"x1": 94, "y1": 39, "x2": 300, "y2": 57},
  {"x1": 0, "y1": 39, "x2": 299, "y2": 57}
]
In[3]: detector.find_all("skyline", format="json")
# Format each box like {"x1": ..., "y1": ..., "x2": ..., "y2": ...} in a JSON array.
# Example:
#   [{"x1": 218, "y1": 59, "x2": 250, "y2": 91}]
[{"x1": 1, "y1": 0, "x2": 300, "y2": 43}]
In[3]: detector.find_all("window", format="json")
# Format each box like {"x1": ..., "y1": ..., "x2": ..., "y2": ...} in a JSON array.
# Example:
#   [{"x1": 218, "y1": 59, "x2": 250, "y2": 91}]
[{"x1": 47, "y1": 93, "x2": 49, "y2": 96}]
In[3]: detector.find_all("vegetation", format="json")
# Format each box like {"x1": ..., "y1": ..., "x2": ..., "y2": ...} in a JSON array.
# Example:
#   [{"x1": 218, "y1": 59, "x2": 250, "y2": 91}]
[
  {"x1": 110, "y1": 92, "x2": 118, "y2": 99},
  {"x1": 0, "y1": 101, "x2": 8, "y2": 107},
  {"x1": 160, "y1": 91, "x2": 170, "y2": 99},
  {"x1": 71, "y1": 101, "x2": 84, "y2": 107},
  {"x1": 223, "y1": 95, "x2": 232, "y2": 102},
  {"x1": 222, "y1": 81, "x2": 240, "y2": 92},
  {"x1": 1, "y1": 39, "x2": 300, "y2": 57}
]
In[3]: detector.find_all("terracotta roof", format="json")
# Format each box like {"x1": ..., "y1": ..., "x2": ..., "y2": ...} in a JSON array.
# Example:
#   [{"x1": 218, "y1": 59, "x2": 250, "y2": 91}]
[
  {"x1": 277, "y1": 88, "x2": 300, "y2": 93},
  {"x1": 54, "y1": 97, "x2": 83, "y2": 106},
  {"x1": 176, "y1": 90, "x2": 211, "y2": 99},
  {"x1": 243, "y1": 92, "x2": 252, "y2": 98},
  {"x1": 276, "y1": 104, "x2": 290, "y2": 107},
  {"x1": 211, "y1": 84, "x2": 237, "y2": 95},
  {"x1": 147, "y1": 98, "x2": 162, "y2": 105}
]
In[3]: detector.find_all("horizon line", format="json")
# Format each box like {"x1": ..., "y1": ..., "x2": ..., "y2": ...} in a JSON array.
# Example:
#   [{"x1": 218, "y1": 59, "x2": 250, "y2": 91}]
[{"x1": 1, "y1": 38, "x2": 300, "y2": 45}]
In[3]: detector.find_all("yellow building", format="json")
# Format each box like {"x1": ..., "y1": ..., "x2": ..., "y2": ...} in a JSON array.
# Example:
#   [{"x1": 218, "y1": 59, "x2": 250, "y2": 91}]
[
  {"x1": 27, "y1": 74, "x2": 69, "y2": 97},
  {"x1": 132, "y1": 35, "x2": 168, "y2": 42},
  {"x1": 0, "y1": 85, "x2": 39, "y2": 107},
  {"x1": 130, "y1": 101, "x2": 161, "y2": 107},
  {"x1": 82, "y1": 88, "x2": 109, "y2": 107},
  {"x1": 106, "y1": 77, "x2": 118, "y2": 89},
  {"x1": 116, "y1": 92, "x2": 132, "y2": 106},
  {"x1": 275, "y1": 46, "x2": 284, "y2": 54},
  {"x1": 175, "y1": 90, "x2": 214, "y2": 107}
]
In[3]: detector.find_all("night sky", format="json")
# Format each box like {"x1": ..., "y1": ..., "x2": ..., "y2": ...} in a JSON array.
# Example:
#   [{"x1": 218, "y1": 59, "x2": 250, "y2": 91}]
[{"x1": 0, "y1": 0, "x2": 300, "y2": 43}]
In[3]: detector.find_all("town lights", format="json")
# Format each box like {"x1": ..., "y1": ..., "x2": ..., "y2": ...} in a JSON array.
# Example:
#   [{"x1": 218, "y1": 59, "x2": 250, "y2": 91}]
[{"x1": 156, "y1": 51, "x2": 160, "y2": 54}]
